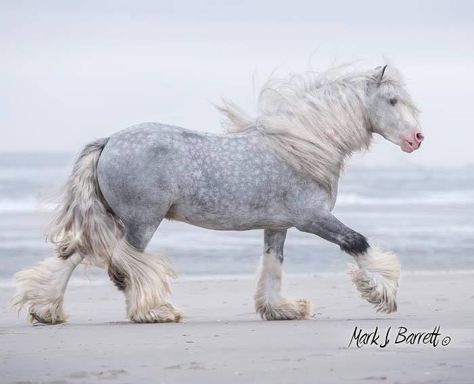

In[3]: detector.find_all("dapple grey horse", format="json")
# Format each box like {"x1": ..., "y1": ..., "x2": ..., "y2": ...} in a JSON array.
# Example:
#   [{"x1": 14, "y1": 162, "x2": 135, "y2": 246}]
[{"x1": 14, "y1": 64, "x2": 423, "y2": 324}]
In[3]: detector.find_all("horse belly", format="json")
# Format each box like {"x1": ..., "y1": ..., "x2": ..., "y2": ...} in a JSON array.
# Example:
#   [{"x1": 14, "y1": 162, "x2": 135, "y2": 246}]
[{"x1": 166, "y1": 199, "x2": 293, "y2": 231}]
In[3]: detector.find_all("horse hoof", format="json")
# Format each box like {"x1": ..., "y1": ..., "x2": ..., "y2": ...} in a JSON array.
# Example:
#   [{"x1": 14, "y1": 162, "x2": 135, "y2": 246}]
[
  {"x1": 28, "y1": 308, "x2": 67, "y2": 325},
  {"x1": 256, "y1": 298, "x2": 311, "y2": 320},
  {"x1": 130, "y1": 303, "x2": 183, "y2": 323}
]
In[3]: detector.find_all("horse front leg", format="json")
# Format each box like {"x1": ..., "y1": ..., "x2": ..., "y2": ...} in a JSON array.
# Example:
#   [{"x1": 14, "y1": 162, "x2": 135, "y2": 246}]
[
  {"x1": 297, "y1": 211, "x2": 400, "y2": 313},
  {"x1": 254, "y1": 229, "x2": 311, "y2": 320}
]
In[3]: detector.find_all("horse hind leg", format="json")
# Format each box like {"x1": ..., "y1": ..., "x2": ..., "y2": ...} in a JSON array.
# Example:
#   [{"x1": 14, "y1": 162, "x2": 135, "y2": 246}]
[
  {"x1": 108, "y1": 221, "x2": 182, "y2": 323},
  {"x1": 13, "y1": 253, "x2": 83, "y2": 324},
  {"x1": 254, "y1": 229, "x2": 311, "y2": 320}
]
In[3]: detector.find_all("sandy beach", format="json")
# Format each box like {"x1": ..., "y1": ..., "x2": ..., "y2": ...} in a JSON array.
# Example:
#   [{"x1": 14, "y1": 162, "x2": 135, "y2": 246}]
[{"x1": 1, "y1": 271, "x2": 473, "y2": 383}]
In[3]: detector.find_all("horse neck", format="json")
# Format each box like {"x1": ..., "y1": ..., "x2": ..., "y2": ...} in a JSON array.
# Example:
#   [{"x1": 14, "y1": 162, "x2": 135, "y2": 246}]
[{"x1": 311, "y1": 83, "x2": 373, "y2": 175}]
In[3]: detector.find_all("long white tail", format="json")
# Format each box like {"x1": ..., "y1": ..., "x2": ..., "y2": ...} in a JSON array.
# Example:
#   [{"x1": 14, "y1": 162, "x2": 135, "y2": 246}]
[{"x1": 46, "y1": 138, "x2": 120, "y2": 261}]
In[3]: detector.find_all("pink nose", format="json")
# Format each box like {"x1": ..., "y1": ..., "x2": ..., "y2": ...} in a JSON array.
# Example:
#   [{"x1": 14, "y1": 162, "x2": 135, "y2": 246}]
[
  {"x1": 401, "y1": 131, "x2": 424, "y2": 153},
  {"x1": 415, "y1": 132, "x2": 424, "y2": 143}
]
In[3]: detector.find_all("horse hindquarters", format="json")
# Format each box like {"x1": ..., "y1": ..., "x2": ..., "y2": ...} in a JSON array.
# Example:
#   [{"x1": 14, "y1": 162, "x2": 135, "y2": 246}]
[{"x1": 13, "y1": 138, "x2": 180, "y2": 324}]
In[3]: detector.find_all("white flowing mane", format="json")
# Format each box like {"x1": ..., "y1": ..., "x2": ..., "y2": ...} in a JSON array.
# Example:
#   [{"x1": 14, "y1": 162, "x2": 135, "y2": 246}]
[{"x1": 219, "y1": 64, "x2": 406, "y2": 192}]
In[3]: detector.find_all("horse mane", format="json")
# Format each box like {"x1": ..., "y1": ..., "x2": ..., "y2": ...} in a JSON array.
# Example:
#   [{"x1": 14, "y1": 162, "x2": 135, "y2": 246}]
[{"x1": 218, "y1": 64, "x2": 406, "y2": 192}]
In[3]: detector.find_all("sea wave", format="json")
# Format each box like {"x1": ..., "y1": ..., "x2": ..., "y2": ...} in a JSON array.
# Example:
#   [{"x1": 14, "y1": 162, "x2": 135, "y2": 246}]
[
  {"x1": 0, "y1": 166, "x2": 68, "y2": 181},
  {"x1": 0, "y1": 196, "x2": 55, "y2": 213},
  {"x1": 0, "y1": 190, "x2": 473, "y2": 213},
  {"x1": 336, "y1": 191, "x2": 474, "y2": 206}
]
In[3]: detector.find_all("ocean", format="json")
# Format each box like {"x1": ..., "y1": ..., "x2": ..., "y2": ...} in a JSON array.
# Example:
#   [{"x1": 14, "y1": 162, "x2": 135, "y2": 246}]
[{"x1": 0, "y1": 152, "x2": 473, "y2": 284}]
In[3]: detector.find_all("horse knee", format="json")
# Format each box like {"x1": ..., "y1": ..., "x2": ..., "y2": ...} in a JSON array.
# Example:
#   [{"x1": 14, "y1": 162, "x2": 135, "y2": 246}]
[{"x1": 340, "y1": 232, "x2": 369, "y2": 255}]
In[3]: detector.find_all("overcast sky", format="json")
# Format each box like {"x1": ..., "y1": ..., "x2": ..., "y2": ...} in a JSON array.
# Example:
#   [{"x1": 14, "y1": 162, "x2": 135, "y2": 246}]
[{"x1": 1, "y1": 0, "x2": 473, "y2": 167}]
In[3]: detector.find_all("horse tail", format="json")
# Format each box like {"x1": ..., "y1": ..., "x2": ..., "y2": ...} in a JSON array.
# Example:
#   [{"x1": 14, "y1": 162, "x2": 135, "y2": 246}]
[
  {"x1": 13, "y1": 138, "x2": 116, "y2": 323},
  {"x1": 46, "y1": 137, "x2": 122, "y2": 263}
]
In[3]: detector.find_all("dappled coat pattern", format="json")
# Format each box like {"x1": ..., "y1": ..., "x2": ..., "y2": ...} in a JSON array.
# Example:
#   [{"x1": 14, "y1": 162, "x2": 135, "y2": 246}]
[{"x1": 13, "y1": 64, "x2": 423, "y2": 324}]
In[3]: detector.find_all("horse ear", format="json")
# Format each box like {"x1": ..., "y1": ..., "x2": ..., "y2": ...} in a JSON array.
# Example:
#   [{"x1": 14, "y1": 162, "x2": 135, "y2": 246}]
[{"x1": 375, "y1": 65, "x2": 388, "y2": 86}]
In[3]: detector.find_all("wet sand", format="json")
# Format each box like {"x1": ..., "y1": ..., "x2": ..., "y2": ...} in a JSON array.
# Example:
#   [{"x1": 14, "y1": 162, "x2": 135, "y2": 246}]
[{"x1": 1, "y1": 272, "x2": 473, "y2": 383}]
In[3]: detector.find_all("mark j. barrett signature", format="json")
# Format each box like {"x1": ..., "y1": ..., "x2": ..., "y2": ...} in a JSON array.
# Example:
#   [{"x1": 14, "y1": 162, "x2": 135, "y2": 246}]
[{"x1": 348, "y1": 326, "x2": 451, "y2": 348}]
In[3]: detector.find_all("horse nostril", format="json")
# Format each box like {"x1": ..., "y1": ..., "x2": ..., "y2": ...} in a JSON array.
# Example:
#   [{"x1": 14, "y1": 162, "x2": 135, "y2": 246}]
[{"x1": 415, "y1": 132, "x2": 424, "y2": 142}]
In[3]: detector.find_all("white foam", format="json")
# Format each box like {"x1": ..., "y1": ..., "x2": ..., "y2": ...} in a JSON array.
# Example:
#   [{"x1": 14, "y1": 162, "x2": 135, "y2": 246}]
[
  {"x1": 337, "y1": 191, "x2": 474, "y2": 206},
  {"x1": 1, "y1": 189, "x2": 473, "y2": 214},
  {"x1": 0, "y1": 197, "x2": 55, "y2": 213}
]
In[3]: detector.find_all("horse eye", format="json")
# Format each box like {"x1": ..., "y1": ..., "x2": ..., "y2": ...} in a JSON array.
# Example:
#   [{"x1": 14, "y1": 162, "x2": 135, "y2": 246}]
[{"x1": 389, "y1": 98, "x2": 398, "y2": 106}]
